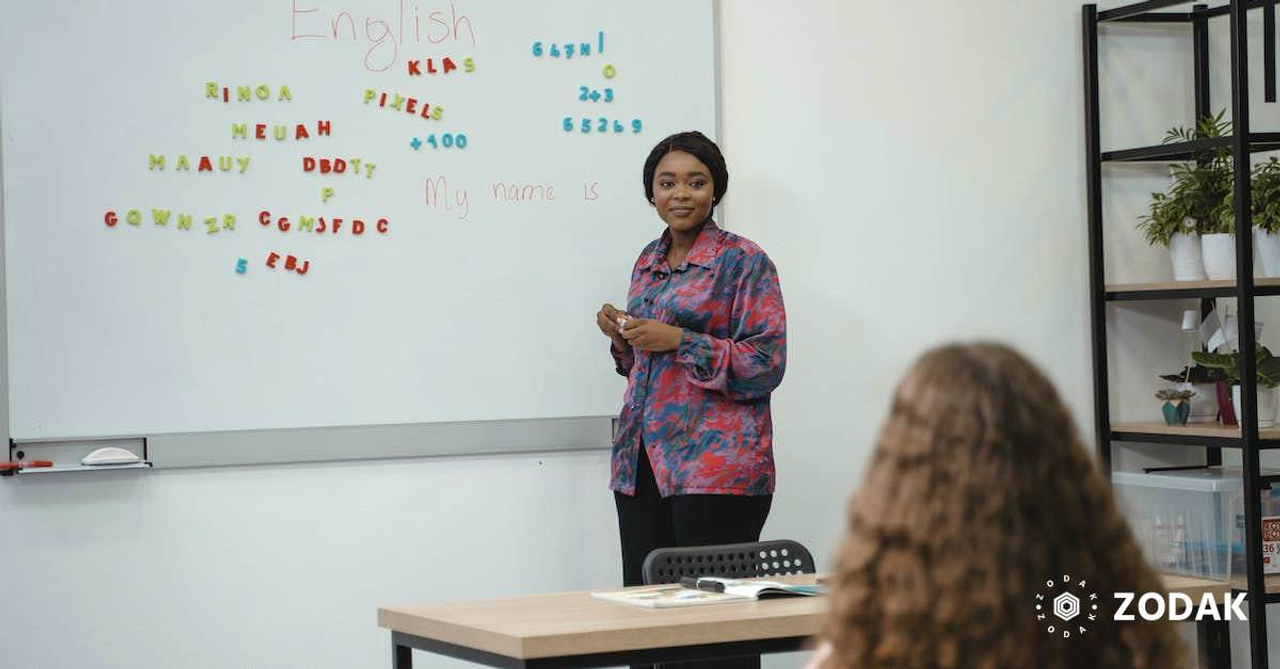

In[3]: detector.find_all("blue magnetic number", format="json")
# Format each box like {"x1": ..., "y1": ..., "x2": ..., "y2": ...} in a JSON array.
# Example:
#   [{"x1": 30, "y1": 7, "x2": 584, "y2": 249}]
[
  {"x1": 579, "y1": 86, "x2": 589, "y2": 101},
  {"x1": 604, "y1": 88, "x2": 614, "y2": 103},
  {"x1": 236, "y1": 258, "x2": 248, "y2": 274},
  {"x1": 581, "y1": 118, "x2": 591, "y2": 133},
  {"x1": 456, "y1": 134, "x2": 468, "y2": 149}
]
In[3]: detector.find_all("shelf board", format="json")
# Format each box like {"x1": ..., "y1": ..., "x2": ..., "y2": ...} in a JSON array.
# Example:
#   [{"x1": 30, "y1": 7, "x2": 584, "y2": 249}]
[
  {"x1": 1111, "y1": 422, "x2": 1280, "y2": 448},
  {"x1": 1106, "y1": 278, "x2": 1280, "y2": 300},
  {"x1": 1101, "y1": 133, "x2": 1280, "y2": 163}
]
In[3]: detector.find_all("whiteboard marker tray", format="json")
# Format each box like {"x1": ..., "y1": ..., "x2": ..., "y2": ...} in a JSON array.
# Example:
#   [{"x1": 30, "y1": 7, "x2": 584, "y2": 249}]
[{"x1": 16, "y1": 462, "x2": 153, "y2": 475}]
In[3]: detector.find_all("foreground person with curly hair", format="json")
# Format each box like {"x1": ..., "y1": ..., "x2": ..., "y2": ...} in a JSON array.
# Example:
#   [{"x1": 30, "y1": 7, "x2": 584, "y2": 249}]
[{"x1": 815, "y1": 343, "x2": 1187, "y2": 669}]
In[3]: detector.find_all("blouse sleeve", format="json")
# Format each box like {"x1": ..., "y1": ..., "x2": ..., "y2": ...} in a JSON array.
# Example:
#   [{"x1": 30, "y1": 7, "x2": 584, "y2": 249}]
[{"x1": 674, "y1": 251, "x2": 786, "y2": 401}]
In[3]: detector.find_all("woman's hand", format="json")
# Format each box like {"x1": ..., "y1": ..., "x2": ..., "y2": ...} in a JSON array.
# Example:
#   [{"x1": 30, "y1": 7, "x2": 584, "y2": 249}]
[
  {"x1": 620, "y1": 318, "x2": 683, "y2": 352},
  {"x1": 596, "y1": 303, "x2": 631, "y2": 350}
]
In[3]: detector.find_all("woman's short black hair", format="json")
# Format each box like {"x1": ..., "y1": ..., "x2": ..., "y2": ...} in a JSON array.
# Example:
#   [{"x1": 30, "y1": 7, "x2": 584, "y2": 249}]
[{"x1": 642, "y1": 131, "x2": 729, "y2": 206}]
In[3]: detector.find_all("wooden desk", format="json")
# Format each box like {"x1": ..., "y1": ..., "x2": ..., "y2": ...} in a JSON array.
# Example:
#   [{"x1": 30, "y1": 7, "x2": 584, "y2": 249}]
[{"x1": 377, "y1": 573, "x2": 1232, "y2": 669}]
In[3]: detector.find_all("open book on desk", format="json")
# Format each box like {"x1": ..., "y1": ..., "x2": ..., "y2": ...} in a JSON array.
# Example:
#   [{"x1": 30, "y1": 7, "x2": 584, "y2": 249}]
[{"x1": 591, "y1": 577, "x2": 826, "y2": 609}]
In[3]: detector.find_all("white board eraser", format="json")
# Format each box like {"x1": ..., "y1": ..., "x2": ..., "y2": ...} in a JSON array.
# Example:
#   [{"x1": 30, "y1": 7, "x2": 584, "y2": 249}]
[{"x1": 81, "y1": 446, "x2": 141, "y2": 466}]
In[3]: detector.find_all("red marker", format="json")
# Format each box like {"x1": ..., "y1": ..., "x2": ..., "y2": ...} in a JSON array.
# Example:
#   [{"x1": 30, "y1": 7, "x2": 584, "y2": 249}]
[{"x1": 0, "y1": 460, "x2": 54, "y2": 472}]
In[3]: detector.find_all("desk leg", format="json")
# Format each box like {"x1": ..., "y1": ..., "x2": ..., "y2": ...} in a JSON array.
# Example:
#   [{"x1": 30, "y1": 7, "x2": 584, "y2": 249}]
[
  {"x1": 1196, "y1": 618, "x2": 1230, "y2": 669},
  {"x1": 394, "y1": 640, "x2": 413, "y2": 669}
]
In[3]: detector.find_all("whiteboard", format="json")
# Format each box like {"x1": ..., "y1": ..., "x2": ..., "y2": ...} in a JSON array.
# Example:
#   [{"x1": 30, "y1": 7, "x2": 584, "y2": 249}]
[{"x1": 0, "y1": 0, "x2": 717, "y2": 440}]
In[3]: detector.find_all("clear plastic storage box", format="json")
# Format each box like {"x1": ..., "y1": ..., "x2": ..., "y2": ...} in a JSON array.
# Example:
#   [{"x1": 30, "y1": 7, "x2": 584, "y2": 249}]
[{"x1": 1112, "y1": 467, "x2": 1280, "y2": 581}]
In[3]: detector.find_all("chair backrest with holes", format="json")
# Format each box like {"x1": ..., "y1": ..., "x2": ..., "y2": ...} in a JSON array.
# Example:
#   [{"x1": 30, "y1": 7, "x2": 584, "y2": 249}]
[{"x1": 640, "y1": 539, "x2": 816, "y2": 585}]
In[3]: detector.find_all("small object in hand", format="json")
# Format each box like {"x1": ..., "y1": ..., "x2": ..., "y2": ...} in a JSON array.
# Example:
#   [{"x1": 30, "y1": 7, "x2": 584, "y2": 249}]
[{"x1": 615, "y1": 314, "x2": 631, "y2": 330}]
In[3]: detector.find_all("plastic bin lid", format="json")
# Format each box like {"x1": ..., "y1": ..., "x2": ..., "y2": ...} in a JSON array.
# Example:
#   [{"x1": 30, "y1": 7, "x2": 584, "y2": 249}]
[{"x1": 1112, "y1": 467, "x2": 1279, "y2": 492}]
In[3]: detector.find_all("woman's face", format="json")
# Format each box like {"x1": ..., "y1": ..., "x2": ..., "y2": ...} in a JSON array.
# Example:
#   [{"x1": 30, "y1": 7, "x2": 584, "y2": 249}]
[{"x1": 651, "y1": 150, "x2": 714, "y2": 235}]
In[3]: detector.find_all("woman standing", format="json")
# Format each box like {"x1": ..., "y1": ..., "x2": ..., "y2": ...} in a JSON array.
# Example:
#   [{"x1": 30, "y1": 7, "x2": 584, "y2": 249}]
[{"x1": 596, "y1": 131, "x2": 787, "y2": 589}]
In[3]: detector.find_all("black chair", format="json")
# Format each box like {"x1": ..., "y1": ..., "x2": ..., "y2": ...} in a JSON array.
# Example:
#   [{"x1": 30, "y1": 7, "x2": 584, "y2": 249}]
[{"x1": 641, "y1": 539, "x2": 816, "y2": 585}]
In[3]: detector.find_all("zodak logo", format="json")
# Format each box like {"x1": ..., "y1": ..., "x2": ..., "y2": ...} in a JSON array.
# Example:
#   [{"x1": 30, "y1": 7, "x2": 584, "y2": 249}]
[
  {"x1": 1036, "y1": 573, "x2": 1249, "y2": 637},
  {"x1": 1113, "y1": 591, "x2": 1247, "y2": 622},
  {"x1": 1034, "y1": 574, "x2": 1100, "y2": 638}
]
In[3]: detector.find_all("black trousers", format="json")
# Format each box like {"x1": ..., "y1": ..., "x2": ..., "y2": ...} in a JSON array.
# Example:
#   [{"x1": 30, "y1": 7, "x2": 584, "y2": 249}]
[{"x1": 614, "y1": 448, "x2": 772, "y2": 669}]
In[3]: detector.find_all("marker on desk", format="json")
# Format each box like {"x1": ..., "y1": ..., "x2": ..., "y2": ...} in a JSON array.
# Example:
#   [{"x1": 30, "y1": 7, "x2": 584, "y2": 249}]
[
  {"x1": 0, "y1": 460, "x2": 54, "y2": 472},
  {"x1": 679, "y1": 577, "x2": 726, "y2": 593}
]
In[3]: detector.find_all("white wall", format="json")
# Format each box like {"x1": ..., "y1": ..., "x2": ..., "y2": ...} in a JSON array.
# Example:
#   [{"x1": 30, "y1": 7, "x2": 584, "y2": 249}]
[{"x1": 3, "y1": 2, "x2": 1279, "y2": 668}]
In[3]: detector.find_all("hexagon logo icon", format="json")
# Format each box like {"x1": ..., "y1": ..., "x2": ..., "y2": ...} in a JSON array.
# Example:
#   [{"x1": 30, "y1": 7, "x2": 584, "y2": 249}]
[{"x1": 1054, "y1": 592, "x2": 1081, "y2": 622}]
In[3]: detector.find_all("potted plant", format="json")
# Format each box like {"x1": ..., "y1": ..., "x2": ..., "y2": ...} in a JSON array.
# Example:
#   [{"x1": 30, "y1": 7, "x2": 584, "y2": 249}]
[
  {"x1": 1159, "y1": 364, "x2": 1226, "y2": 423},
  {"x1": 1155, "y1": 388, "x2": 1196, "y2": 425},
  {"x1": 1191, "y1": 346, "x2": 1280, "y2": 427},
  {"x1": 1165, "y1": 111, "x2": 1235, "y2": 279},
  {"x1": 1138, "y1": 191, "x2": 1202, "y2": 280},
  {"x1": 1252, "y1": 157, "x2": 1280, "y2": 277}
]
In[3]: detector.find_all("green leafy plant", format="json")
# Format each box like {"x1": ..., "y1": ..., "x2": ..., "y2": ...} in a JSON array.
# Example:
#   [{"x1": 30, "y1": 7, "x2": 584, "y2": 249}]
[
  {"x1": 1159, "y1": 364, "x2": 1228, "y2": 384},
  {"x1": 1155, "y1": 388, "x2": 1196, "y2": 401},
  {"x1": 1165, "y1": 110, "x2": 1235, "y2": 234},
  {"x1": 1191, "y1": 346, "x2": 1280, "y2": 388},
  {"x1": 1137, "y1": 191, "x2": 1194, "y2": 247},
  {"x1": 1251, "y1": 157, "x2": 1280, "y2": 234}
]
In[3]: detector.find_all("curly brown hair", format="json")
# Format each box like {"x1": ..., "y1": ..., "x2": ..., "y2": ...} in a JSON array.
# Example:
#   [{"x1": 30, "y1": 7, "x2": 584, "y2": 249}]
[{"x1": 821, "y1": 343, "x2": 1188, "y2": 669}]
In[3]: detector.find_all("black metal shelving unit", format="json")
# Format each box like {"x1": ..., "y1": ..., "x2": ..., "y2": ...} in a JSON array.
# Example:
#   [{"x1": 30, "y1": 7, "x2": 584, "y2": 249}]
[{"x1": 1086, "y1": 1, "x2": 1280, "y2": 667}]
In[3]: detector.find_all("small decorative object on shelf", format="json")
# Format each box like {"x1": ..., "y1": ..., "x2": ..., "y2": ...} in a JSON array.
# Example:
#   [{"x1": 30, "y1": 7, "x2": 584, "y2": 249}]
[
  {"x1": 1156, "y1": 388, "x2": 1196, "y2": 426},
  {"x1": 1193, "y1": 346, "x2": 1280, "y2": 428},
  {"x1": 1159, "y1": 366, "x2": 1224, "y2": 424}
]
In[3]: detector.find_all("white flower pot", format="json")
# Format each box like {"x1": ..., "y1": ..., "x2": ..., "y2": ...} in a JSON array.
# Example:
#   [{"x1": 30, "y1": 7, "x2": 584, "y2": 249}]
[
  {"x1": 1170, "y1": 232, "x2": 1207, "y2": 281},
  {"x1": 1202, "y1": 233, "x2": 1237, "y2": 280},
  {"x1": 1257, "y1": 229, "x2": 1280, "y2": 278},
  {"x1": 1232, "y1": 385, "x2": 1278, "y2": 428},
  {"x1": 1188, "y1": 382, "x2": 1220, "y2": 424}
]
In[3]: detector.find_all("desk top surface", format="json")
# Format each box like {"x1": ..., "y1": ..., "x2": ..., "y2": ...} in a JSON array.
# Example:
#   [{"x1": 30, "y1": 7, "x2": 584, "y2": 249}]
[{"x1": 377, "y1": 572, "x2": 1229, "y2": 660}]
